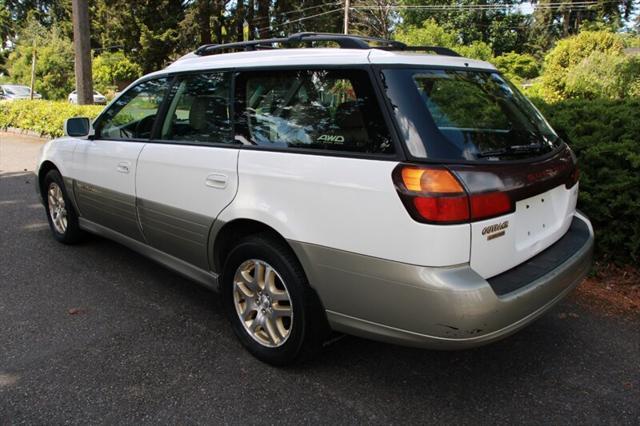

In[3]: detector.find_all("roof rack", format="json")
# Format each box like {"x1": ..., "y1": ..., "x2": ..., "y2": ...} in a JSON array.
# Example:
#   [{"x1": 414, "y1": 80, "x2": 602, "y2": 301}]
[{"x1": 193, "y1": 32, "x2": 460, "y2": 57}]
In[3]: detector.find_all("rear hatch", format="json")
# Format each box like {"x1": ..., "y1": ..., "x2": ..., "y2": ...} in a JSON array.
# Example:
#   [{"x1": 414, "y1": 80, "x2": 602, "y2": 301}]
[
  {"x1": 450, "y1": 150, "x2": 579, "y2": 278},
  {"x1": 382, "y1": 67, "x2": 580, "y2": 278}
]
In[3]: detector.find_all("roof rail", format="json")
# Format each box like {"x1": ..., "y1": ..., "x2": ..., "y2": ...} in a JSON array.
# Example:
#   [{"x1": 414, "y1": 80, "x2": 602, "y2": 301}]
[
  {"x1": 379, "y1": 45, "x2": 461, "y2": 57},
  {"x1": 193, "y1": 32, "x2": 460, "y2": 57}
]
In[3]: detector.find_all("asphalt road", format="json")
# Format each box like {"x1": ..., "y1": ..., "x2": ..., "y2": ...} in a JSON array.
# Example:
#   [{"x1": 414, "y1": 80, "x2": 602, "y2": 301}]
[{"x1": 1, "y1": 133, "x2": 638, "y2": 424}]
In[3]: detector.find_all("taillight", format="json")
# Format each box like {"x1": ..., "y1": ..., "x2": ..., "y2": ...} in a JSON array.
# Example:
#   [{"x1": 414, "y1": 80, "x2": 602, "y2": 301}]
[
  {"x1": 393, "y1": 165, "x2": 513, "y2": 224},
  {"x1": 469, "y1": 192, "x2": 511, "y2": 220}
]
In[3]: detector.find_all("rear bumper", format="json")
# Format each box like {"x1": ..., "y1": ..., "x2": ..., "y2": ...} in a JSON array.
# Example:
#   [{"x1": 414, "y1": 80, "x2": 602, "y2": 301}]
[{"x1": 290, "y1": 212, "x2": 594, "y2": 349}]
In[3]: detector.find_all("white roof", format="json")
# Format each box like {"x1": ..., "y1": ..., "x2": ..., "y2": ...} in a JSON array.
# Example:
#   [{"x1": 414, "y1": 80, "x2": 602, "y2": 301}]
[{"x1": 159, "y1": 48, "x2": 495, "y2": 75}]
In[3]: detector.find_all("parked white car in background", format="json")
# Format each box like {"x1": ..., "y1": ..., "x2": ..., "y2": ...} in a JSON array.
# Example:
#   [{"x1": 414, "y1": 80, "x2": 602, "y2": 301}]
[
  {"x1": 68, "y1": 90, "x2": 107, "y2": 104},
  {"x1": 0, "y1": 84, "x2": 42, "y2": 100},
  {"x1": 35, "y1": 33, "x2": 593, "y2": 365}
]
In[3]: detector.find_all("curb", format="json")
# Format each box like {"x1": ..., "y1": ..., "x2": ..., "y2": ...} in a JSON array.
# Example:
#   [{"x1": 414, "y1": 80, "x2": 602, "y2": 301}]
[{"x1": 1, "y1": 127, "x2": 50, "y2": 141}]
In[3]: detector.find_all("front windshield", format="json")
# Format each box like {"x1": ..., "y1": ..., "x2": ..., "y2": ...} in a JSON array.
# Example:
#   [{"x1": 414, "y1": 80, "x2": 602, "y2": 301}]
[
  {"x1": 4, "y1": 85, "x2": 32, "y2": 96},
  {"x1": 381, "y1": 68, "x2": 562, "y2": 161}
]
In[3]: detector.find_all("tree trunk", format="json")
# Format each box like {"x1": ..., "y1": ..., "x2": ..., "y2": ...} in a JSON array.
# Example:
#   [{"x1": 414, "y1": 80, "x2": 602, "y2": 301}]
[
  {"x1": 236, "y1": 0, "x2": 245, "y2": 42},
  {"x1": 198, "y1": 0, "x2": 212, "y2": 45},
  {"x1": 256, "y1": 0, "x2": 269, "y2": 38}
]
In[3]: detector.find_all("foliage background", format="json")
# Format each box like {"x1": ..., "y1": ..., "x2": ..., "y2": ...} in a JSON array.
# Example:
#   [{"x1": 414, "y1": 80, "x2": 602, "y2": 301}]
[
  {"x1": 0, "y1": 100, "x2": 103, "y2": 137},
  {"x1": 534, "y1": 98, "x2": 640, "y2": 264}
]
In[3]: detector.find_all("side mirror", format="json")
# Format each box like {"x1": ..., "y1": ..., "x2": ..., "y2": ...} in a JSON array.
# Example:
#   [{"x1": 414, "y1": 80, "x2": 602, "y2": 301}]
[{"x1": 64, "y1": 117, "x2": 93, "y2": 138}]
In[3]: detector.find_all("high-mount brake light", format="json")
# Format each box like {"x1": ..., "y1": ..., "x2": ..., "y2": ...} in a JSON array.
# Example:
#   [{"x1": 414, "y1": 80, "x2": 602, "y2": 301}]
[{"x1": 393, "y1": 165, "x2": 514, "y2": 224}]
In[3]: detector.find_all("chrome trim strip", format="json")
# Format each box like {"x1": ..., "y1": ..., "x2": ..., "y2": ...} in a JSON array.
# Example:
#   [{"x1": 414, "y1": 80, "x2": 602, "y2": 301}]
[{"x1": 79, "y1": 218, "x2": 219, "y2": 291}]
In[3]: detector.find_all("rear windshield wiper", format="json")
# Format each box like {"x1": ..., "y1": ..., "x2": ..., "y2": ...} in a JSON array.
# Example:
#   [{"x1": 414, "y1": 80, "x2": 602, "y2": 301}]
[{"x1": 477, "y1": 144, "x2": 545, "y2": 158}]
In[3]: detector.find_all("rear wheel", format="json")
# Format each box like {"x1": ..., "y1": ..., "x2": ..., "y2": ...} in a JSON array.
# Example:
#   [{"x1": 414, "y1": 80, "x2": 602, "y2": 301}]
[
  {"x1": 222, "y1": 234, "x2": 327, "y2": 365},
  {"x1": 43, "y1": 170, "x2": 84, "y2": 244}
]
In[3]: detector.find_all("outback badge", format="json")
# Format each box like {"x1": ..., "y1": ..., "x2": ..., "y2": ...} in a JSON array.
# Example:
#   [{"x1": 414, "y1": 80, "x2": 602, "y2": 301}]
[{"x1": 482, "y1": 221, "x2": 509, "y2": 240}]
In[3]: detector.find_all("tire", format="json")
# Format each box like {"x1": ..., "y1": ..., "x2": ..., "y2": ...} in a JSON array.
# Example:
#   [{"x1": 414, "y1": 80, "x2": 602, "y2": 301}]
[
  {"x1": 222, "y1": 233, "x2": 328, "y2": 366},
  {"x1": 43, "y1": 169, "x2": 84, "y2": 244}
]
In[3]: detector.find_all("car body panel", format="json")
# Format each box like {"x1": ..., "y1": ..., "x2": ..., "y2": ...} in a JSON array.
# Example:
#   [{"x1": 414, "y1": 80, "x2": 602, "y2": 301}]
[
  {"x1": 217, "y1": 149, "x2": 471, "y2": 267},
  {"x1": 291, "y1": 212, "x2": 593, "y2": 348},
  {"x1": 71, "y1": 139, "x2": 146, "y2": 241},
  {"x1": 135, "y1": 143, "x2": 240, "y2": 269},
  {"x1": 68, "y1": 90, "x2": 107, "y2": 104},
  {"x1": 1, "y1": 84, "x2": 42, "y2": 100},
  {"x1": 470, "y1": 184, "x2": 579, "y2": 278}
]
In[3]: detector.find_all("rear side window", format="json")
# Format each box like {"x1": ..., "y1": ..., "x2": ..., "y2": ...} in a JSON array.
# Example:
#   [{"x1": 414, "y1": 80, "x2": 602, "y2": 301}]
[
  {"x1": 235, "y1": 69, "x2": 393, "y2": 154},
  {"x1": 159, "y1": 72, "x2": 232, "y2": 144}
]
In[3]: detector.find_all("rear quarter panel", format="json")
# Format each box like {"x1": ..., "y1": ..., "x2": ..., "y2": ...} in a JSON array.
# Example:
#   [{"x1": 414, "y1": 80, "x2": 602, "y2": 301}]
[{"x1": 220, "y1": 150, "x2": 471, "y2": 266}]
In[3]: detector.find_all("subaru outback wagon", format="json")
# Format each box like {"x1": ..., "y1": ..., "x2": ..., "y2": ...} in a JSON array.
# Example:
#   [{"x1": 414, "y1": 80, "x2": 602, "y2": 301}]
[{"x1": 36, "y1": 33, "x2": 594, "y2": 365}]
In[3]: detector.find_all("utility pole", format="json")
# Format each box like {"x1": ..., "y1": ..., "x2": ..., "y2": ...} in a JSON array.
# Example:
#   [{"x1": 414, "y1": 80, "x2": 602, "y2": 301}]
[
  {"x1": 343, "y1": 0, "x2": 350, "y2": 34},
  {"x1": 72, "y1": 0, "x2": 93, "y2": 105},
  {"x1": 29, "y1": 41, "x2": 36, "y2": 100}
]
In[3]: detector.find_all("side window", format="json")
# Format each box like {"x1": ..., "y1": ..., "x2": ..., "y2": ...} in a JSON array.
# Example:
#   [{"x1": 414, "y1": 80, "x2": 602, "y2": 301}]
[
  {"x1": 159, "y1": 72, "x2": 232, "y2": 144},
  {"x1": 96, "y1": 78, "x2": 169, "y2": 140},
  {"x1": 236, "y1": 69, "x2": 394, "y2": 154}
]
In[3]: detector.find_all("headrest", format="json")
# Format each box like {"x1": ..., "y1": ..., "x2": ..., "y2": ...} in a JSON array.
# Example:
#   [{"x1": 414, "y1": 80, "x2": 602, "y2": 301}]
[
  {"x1": 189, "y1": 96, "x2": 230, "y2": 131},
  {"x1": 189, "y1": 97, "x2": 208, "y2": 131}
]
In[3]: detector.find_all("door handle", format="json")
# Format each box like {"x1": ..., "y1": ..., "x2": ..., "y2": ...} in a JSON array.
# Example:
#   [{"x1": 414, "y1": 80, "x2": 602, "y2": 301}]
[
  {"x1": 116, "y1": 162, "x2": 130, "y2": 174},
  {"x1": 205, "y1": 173, "x2": 228, "y2": 189}
]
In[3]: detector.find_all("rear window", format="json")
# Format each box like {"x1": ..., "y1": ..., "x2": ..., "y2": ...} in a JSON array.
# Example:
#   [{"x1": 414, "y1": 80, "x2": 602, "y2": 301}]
[
  {"x1": 235, "y1": 69, "x2": 394, "y2": 155},
  {"x1": 381, "y1": 69, "x2": 562, "y2": 161}
]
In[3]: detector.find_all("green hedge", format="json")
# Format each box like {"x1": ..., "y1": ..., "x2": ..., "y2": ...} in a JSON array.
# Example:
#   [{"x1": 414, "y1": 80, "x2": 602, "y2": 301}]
[
  {"x1": 534, "y1": 98, "x2": 640, "y2": 265},
  {"x1": 1, "y1": 98, "x2": 637, "y2": 264},
  {"x1": 0, "y1": 100, "x2": 103, "y2": 137}
]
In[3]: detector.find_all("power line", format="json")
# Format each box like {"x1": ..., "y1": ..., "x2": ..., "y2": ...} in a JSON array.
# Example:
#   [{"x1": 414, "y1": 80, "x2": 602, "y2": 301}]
[
  {"x1": 254, "y1": 1, "x2": 621, "y2": 34},
  {"x1": 256, "y1": 7, "x2": 345, "y2": 33},
  {"x1": 350, "y1": 1, "x2": 621, "y2": 11},
  {"x1": 248, "y1": 2, "x2": 342, "y2": 25}
]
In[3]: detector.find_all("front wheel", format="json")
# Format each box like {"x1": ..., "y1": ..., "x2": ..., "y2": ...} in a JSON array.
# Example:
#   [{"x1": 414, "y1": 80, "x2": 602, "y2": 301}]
[
  {"x1": 222, "y1": 234, "x2": 328, "y2": 366},
  {"x1": 43, "y1": 170, "x2": 84, "y2": 244}
]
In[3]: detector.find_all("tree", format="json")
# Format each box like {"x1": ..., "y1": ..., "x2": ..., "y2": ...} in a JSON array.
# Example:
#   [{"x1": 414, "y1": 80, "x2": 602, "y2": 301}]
[
  {"x1": 92, "y1": 51, "x2": 142, "y2": 93},
  {"x1": 0, "y1": 0, "x2": 13, "y2": 45},
  {"x1": 395, "y1": 18, "x2": 493, "y2": 60},
  {"x1": 397, "y1": 1, "x2": 536, "y2": 55},
  {"x1": 91, "y1": 0, "x2": 187, "y2": 73},
  {"x1": 530, "y1": 0, "x2": 635, "y2": 50},
  {"x1": 350, "y1": 0, "x2": 398, "y2": 39},
  {"x1": 492, "y1": 51, "x2": 540, "y2": 82},
  {"x1": 541, "y1": 30, "x2": 625, "y2": 100},
  {"x1": 564, "y1": 51, "x2": 640, "y2": 99},
  {"x1": 6, "y1": 18, "x2": 75, "y2": 99}
]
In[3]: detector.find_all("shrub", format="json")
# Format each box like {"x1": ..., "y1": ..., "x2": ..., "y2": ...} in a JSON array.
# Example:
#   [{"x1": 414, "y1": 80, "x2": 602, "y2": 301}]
[
  {"x1": 564, "y1": 52, "x2": 640, "y2": 99},
  {"x1": 6, "y1": 22, "x2": 75, "y2": 100},
  {"x1": 540, "y1": 30, "x2": 625, "y2": 101},
  {"x1": 457, "y1": 41, "x2": 494, "y2": 61},
  {"x1": 533, "y1": 97, "x2": 640, "y2": 264},
  {"x1": 93, "y1": 52, "x2": 142, "y2": 94},
  {"x1": 492, "y1": 52, "x2": 540, "y2": 82},
  {"x1": 396, "y1": 19, "x2": 493, "y2": 60},
  {"x1": 0, "y1": 100, "x2": 104, "y2": 137}
]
